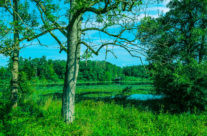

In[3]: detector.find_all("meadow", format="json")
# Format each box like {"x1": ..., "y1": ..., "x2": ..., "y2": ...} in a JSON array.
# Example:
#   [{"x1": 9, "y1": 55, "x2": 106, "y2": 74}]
[
  {"x1": 34, "y1": 82, "x2": 154, "y2": 97},
  {"x1": 1, "y1": 82, "x2": 206, "y2": 136}
]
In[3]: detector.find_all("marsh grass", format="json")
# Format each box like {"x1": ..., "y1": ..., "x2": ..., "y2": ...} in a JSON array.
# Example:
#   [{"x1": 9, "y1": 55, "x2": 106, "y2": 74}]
[
  {"x1": 34, "y1": 84, "x2": 154, "y2": 99},
  {"x1": 1, "y1": 83, "x2": 206, "y2": 136},
  {"x1": 2, "y1": 98, "x2": 207, "y2": 136}
]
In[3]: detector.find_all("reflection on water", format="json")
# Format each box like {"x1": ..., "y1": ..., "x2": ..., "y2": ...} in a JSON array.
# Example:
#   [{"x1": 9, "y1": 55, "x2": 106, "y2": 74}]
[{"x1": 127, "y1": 94, "x2": 164, "y2": 101}]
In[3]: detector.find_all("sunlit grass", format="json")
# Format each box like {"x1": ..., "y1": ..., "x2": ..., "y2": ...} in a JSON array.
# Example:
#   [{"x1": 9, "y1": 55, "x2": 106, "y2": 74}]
[
  {"x1": 1, "y1": 82, "x2": 206, "y2": 136},
  {"x1": 4, "y1": 99, "x2": 207, "y2": 136},
  {"x1": 33, "y1": 84, "x2": 154, "y2": 99}
]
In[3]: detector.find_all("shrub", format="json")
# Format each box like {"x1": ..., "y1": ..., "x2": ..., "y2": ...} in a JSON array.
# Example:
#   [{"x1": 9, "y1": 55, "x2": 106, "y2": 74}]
[
  {"x1": 152, "y1": 60, "x2": 207, "y2": 112},
  {"x1": 18, "y1": 72, "x2": 35, "y2": 102}
]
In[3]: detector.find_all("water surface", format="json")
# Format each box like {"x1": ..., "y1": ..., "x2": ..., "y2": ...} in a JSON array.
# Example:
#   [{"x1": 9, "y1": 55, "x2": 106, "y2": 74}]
[{"x1": 127, "y1": 94, "x2": 164, "y2": 101}]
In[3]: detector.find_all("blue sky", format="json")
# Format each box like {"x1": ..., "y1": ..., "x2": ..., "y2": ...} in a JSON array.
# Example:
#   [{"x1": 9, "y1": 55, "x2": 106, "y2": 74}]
[{"x1": 0, "y1": 0, "x2": 170, "y2": 67}]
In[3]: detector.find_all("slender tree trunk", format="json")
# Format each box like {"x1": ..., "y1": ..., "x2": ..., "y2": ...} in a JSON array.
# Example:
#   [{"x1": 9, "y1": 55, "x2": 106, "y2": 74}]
[
  {"x1": 62, "y1": 0, "x2": 82, "y2": 123},
  {"x1": 85, "y1": 48, "x2": 88, "y2": 66},
  {"x1": 199, "y1": 24, "x2": 205, "y2": 63},
  {"x1": 199, "y1": 38, "x2": 205, "y2": 63},
  {"x1": 11, "y1": 0, "x2": 19, "y2": 108}
]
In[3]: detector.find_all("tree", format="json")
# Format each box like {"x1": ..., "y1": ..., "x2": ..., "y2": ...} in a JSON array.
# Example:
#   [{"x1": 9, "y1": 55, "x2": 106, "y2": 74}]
[
  {"x1": 0, "y1": 0, "x2": 64, "y2": 108},
  {"x1": 0, "y1": 0, "x2": 21, "y2": 108},
  {"x1": 33, "y1": 0, "x2": 143, "y2": 123},
  {"x1": 138, "y1": 0, "x2": 207, "y2": 112}
]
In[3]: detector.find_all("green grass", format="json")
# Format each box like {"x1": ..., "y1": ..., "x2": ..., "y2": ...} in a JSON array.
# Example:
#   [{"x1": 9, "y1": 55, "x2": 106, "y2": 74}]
[
  {"x1": 31, "y1": 77, "x2": 152, "y2": 86},
  {"x1": 1, "y1": 83, "x2": 206, "y2": 136},
  {"x1": 2, "y1": 98, "x2": 207, "y2": 136},
  {"x1": 33, "y1": 84, "x2": 154, "y2": 99},
  {"x1": 122, "y1": 76, "x2": 152, "y2": 82}
]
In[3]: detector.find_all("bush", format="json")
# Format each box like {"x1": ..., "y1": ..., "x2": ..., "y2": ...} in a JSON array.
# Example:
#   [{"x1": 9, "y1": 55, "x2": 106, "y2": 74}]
[
  {"x1": 152, "y1": 60, "x2": 207, "y2": 112},
  {"x1": 18, "y1": 72, "x2": 35, "y2": 102}
]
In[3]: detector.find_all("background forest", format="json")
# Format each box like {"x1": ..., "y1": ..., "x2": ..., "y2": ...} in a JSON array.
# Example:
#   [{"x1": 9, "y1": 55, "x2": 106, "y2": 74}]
[{"x1": 0, "y1": 56, "x2": 148, "y2": 83}]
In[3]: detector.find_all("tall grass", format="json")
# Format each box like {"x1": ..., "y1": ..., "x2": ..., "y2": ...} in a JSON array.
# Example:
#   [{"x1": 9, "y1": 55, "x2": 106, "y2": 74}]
[
  {"x1": 34, "y1": 84, "x2": 154, "y2": 98},
  {"x1": 1, "y1": 83, "x2": 206, "y2": 136},
  {"x1": 2, "y1": 98, "x2": 206, "y2": 136}
]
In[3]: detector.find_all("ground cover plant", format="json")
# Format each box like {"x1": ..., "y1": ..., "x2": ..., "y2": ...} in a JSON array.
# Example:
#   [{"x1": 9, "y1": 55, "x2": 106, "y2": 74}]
[
  {"x1": 1, "y1": 97, "x2": 206, "y2": 136},
  {"x1": 34, "y1": 84, "x2": 154, "y2": 98},
  {"x1": 0, "y1": 83, "x2": 206, "y2": 136}
]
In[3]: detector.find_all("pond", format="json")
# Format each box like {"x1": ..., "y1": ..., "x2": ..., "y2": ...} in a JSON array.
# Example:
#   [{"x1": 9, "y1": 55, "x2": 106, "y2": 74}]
[{"x1": 127, "y1": 94, "x2": 164, "y2": 101}]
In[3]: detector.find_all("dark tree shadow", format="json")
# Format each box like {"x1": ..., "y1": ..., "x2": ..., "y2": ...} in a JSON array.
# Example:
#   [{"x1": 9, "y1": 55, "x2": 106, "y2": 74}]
[
  {"x1": 41, "y1": 91, "x2": 112, "y2": 99},
  {"x1": 41, "y1": 91, "x2": 167, "y2": 113}
]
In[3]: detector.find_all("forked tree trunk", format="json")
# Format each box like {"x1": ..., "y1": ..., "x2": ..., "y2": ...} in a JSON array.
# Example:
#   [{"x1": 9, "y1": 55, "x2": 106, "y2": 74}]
[
  {"x1": 11, "y1": 0, "x2": 19, "y2": 108},
  {"x1": 62, "y1": 0, "x2": 82, "y2": 123}
]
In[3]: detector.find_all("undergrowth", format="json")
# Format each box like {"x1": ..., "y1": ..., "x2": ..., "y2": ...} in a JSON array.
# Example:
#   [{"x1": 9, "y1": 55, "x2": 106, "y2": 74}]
[{"x1": 1, "y1": 98, "x2": 206, "y2": 136}]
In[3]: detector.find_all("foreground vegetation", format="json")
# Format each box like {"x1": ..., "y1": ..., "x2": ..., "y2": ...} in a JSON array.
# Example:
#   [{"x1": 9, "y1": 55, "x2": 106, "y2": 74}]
[
  {"x1": 1, "y1": 83, "x2": 206, "y2": 136},
  {"x1": 1, "y1": 98, "x2": 206, "y2": 136}
]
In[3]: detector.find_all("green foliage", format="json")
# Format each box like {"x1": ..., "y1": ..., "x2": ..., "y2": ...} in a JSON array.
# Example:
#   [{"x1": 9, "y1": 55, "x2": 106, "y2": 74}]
[
  {"x1": 0, "y1": 98, "x2": 11, "y2": 136},
  {"x1": 79, "y1": 61, "x2": 123, "y2": 81},
  {"x1": 0, "y1": 85, "x2": 43, "y2": 136},
  {"x1": 1, "y1": 56, "x2": 149, "y2": 84},
  {"x1": 0, "y1": 67, "x2": 10, "y2": 82},
  {"x1": 18, "y1": 71, "x2": 35, "y2": 101},
  {"x1": 103, "y1": 71, "x2": 112, "y2": 81},
  {"x1": 23, "y1": 57, "x2": 125, "y2": 81},
  {"x1": 152, "y1": 60, "x2": 207, "y2": 112},
  {"x1": 138, "y1": 0, "x2": 207, "y2": 112},
  {"x1": 1, "y1": 99, "x2": 206, "y2": 136},
  {"x1": 0, "y1": 0, "x2": 8, "y2": 7},
  {"x1": 16, "y1": 57, "x2": 127, "y2": 82},
  {"x1": 123, "y1": 76, "x2": 151, "y2": 82},
  {"x1": 1, "y1": 81, "x2": 206, "y2": 135},
  {"x1": 123, "y1": 65, "x2": 148, "y2": 78}
]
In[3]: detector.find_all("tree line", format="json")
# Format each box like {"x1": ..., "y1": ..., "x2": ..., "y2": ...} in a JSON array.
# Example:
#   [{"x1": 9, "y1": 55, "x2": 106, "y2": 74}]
[{"x1": 0, "y1": 56, "x2": 148, "y2": 83}]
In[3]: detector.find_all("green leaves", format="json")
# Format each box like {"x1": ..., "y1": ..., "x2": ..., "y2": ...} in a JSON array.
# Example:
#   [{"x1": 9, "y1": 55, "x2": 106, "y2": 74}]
[
  {"x1": 152, "y1": 60, "x2": 207, "y2": 112},
  {"x1": 138, "y1": 0, "x2": 207, "y2": 112},
  {"x1": 0, "y1": 0, "x2": 8, "y2": 7}
]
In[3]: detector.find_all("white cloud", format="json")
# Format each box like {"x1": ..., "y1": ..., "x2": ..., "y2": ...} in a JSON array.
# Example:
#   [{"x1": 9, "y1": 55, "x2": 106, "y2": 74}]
[
  {"x1": 146, "y1": 7, "x2": 170, "y2": 14},
  {"x1": 0, "y1": 1, "x2": 169, "y2": 67},
  {"x1": 0, "y1": 54, "x2": 8, "y2": 60},
  {"x1": 163, "y1": 0, "x2": 171, "y2": 5},
  {"x1": 0, "y1": 55, "x2": 9, "y2": 67}
]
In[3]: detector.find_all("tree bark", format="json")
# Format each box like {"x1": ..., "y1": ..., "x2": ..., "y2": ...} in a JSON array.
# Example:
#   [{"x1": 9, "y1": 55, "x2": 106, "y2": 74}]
[
  {"x1": 199, "y1": 36, "x2": 205, "y2": 63},
  {"x1": 62, "y1": 0, "x2": 82, "y2": 123},
  {"x1": 199, "y1": 23, "x2": 205, "y2": 63},
  {"x1": 11, "y1": 0, "x2": 19, "y2": 108}
]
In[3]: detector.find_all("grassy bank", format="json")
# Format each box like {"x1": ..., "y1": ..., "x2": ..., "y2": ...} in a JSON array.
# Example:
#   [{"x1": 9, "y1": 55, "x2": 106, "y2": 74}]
[
  {"x1": 1, "y1": 98, "x2": 206, "y2": 136},
  {"x1": 31, "y1": 77, "x2": 152, "y2": 86},
  {"x1": 34, "y1": 84, "x2": 154, "y2": 98},
  {"x1": 1, "y1": 83, "x2": 206, "y2": 136}
]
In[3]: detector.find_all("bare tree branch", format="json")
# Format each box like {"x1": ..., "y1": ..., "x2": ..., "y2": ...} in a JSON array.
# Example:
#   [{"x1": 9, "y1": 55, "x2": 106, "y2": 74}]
[
  {"x1": 37, "y1": 4, "x2": 67, "y2": 53},
  {"x1": 83, "y1": 1, "x2": 117, "y2": 15},
  {"x1": 33, "y1": 0, "x2": 67, "y2": 36},
  {"x1": 82, "y1": 27, "x2": 137, "y2": 43},
  {"x1": 19, "y1": 27, "x2": 63, "y2": 42},
  {"x1": 49, "y1": 31, "x2": 67, "y2": 53}
]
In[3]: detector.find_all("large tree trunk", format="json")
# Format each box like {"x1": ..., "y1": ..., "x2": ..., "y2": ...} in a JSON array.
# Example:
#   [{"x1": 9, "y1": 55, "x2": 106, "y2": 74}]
[
  {"x1": 62, "y1": 0, "x2": 81, "y2": 123},
  {"x1": 11, "y1": 0, "x2": 19, "y2": 108}
]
